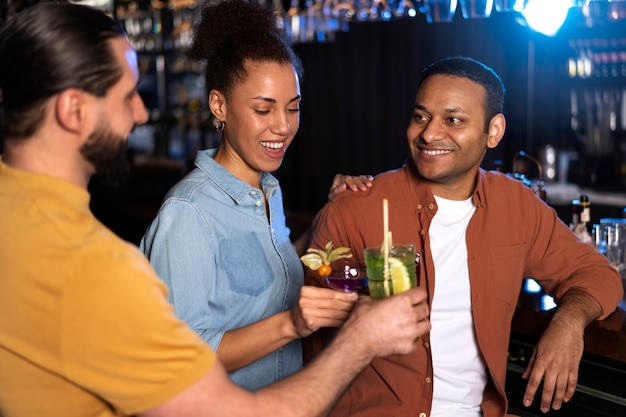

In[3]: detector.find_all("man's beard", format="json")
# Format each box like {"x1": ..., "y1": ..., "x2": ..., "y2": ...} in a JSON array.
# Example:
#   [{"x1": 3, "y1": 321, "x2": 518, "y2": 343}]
[{"x1": 80, "y1": 123, "x2": 130, "y2": 187}]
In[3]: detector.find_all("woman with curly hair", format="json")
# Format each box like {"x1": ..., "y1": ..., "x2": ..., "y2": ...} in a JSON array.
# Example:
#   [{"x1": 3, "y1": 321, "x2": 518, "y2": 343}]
[{"x1": 140, "y1": 0, "x2": 372, "y2": 390}]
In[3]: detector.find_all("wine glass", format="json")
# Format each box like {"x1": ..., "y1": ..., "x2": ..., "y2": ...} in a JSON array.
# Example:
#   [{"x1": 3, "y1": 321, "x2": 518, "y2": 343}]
[
  {"x1": 605, "y1": 223, "x2": 626, "y2": 271},
  {"x1": 494, "y1": 0, "x2": 528, "y2": 13},
  {"x1": 459, "y1": 0, "x2": 493, "y2": 19},
  {"x1": 423, "y1": 0, "x2": 457, "y2": 23}
]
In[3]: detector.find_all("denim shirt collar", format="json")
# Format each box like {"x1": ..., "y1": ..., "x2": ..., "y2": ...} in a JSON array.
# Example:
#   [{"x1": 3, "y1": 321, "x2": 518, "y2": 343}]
[{"x1": 194, "y1": 149, "x2": 279, "y2": 204}]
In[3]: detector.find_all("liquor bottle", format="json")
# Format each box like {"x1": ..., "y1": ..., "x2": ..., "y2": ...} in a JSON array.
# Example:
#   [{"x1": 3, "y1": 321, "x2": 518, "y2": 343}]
[
  {"x1": 572, "y1": 194, "x2": 592, "y2": 244},
  {"x1": 579, "y1": 194, "x2": 591, "y2": 229}
]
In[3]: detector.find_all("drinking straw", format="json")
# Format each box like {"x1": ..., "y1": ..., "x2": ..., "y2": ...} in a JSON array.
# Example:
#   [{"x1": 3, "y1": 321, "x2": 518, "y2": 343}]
[{"x1": 383, "y1": 199, "x2": 391, "y2": 297}]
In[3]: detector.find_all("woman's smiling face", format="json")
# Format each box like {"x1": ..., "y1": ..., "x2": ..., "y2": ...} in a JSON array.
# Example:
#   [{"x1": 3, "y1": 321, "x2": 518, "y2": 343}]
[{"x1": 215, "y1": 60, "x2": 301, "y2": 185}]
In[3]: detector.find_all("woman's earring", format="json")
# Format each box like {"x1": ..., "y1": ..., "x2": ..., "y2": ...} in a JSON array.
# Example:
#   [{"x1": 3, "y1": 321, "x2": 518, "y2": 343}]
[{"x1": 214, "y1": 119, "x2": 225, "y2": 133}]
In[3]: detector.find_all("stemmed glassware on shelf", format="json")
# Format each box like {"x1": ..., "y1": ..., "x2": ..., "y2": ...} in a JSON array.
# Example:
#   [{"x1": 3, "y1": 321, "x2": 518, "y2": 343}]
[{"x1": 593, "y1": 220, "x2": 626, "y2": 275}]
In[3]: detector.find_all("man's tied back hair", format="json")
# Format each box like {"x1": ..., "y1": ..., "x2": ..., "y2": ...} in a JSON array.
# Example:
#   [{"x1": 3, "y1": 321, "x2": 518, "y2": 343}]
[
  {"x1": 0, "y1": 2, "x2": 125, "y2": 140},
  {"x1": 188, "y1": 0, "x2": 303, "y2": 97}
]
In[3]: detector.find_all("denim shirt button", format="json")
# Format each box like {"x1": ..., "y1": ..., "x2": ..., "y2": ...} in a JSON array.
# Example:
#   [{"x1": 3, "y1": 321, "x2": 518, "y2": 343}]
[{"x1": 255, "y1": 200, "x2": 262, "y2": 207}]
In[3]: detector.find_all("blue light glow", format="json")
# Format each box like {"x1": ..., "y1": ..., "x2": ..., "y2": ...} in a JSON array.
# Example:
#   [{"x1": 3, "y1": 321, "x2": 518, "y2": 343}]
[
  {"x1": 524, "y1": 278, "x2": 542, "y2": 293},
  {"x1": 522, "y1": 0, "x2": 571, "y2": 37},
  {"x1": 494, "y1": 0, "x2": 528, "y2": 13},
  {"x1": 541, "y1": 294, "x2": 557, "y2": 311}
]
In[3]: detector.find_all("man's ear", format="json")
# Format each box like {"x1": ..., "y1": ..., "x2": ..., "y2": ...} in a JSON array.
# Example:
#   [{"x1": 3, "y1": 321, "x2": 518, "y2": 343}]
[
  {"x1": 208, "y1": 89, "x2": 227, "y2": 120},
  {"x1": 55, "y1": 89, "x2": 88, "y2": 133},
  {"x1": 486, "y1": 113, "x2": 506, "y2": 149}
]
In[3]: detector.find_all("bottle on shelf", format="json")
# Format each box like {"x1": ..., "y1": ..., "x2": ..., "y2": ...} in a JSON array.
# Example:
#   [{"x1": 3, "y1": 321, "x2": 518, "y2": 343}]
[
  {"x1": 579, "y1": 194, "x2": 591, "y2": 229},
  {"x1": 571, "y1": 195, "x2": 592, "y2": 244}
]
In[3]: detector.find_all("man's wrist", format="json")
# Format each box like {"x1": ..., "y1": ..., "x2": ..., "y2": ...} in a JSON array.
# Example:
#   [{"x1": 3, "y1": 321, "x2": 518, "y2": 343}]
[{"x1": 552, "y1": 288, "x2": 602, "y2": 330}]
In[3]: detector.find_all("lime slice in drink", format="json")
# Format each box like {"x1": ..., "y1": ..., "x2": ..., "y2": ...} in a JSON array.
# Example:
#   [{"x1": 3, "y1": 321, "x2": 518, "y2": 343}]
[{"x1": 388, "y1": 257, "x2": 412, "y2": 294}]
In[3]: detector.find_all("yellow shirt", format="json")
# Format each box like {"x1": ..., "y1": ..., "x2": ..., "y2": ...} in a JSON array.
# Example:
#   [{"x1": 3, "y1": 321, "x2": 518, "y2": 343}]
[{"x1": 0, "y1": 161, "x2": 216, "y2": 416}]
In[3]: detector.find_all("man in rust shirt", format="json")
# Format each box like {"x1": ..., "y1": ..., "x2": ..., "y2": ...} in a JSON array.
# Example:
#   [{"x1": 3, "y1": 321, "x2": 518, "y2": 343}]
[{"x1": 303, "y1": 56, "x2": 622, "y2": 417}]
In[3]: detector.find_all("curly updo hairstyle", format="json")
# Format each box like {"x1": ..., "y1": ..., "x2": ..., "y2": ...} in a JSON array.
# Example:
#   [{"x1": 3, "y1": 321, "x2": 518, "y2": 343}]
[{"x1": 188, "y1": 0, "x2": 303, "y2": 99}]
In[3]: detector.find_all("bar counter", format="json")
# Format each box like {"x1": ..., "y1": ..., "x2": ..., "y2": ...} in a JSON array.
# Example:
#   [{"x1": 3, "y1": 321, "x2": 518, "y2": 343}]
[
  {"x1": 513, "y1": 289, "x2": 626, "y2": 362},
  {"x1": 506, "y1": 286, "x2": 626, "y2": 416}
]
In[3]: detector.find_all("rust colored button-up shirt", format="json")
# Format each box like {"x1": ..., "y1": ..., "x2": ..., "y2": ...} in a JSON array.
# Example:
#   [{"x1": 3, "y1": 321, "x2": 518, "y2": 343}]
[{"x1": 303, "y1": 161, "x2": 622, "y2": 417}]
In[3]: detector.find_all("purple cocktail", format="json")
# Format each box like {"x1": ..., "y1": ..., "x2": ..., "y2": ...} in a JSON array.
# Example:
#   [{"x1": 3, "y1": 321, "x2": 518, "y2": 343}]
[
  {"x1": 324, "y1": 266, "x2": 368, "y2": 294},
  {"x1": 324, "y1": 276, "x2": 368, "y2": 293}
]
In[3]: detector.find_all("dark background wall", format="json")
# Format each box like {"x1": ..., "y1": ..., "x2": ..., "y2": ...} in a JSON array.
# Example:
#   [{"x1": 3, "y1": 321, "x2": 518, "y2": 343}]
[
  {"x1": 93, "y1": 8, "x2": 626, "y2": 244},
  {"x1": 274, "y1": 9, "x2": 626, "y2": 216},
  {"x1": 5, "y1": 3, "x2": 623, "y2": 243},
  {"x1": 276, "y1": 11, "x2": 555, "y2": 216}
]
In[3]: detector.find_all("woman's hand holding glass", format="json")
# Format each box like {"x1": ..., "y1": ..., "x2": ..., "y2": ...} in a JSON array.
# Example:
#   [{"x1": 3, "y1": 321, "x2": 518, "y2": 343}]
[{"x1": 290, "y1": 285, "x2": 358, "y2": 338}]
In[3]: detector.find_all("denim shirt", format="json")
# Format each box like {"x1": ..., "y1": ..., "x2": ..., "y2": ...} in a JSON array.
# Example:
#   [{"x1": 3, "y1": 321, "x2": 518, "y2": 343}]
[{"x1": 140, "y1": 149, "x2": 303, "y2": 390}]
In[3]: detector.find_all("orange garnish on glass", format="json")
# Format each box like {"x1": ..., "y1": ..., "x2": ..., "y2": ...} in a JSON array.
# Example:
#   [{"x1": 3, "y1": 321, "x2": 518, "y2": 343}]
[{"x1": 300, "y1": 241, "x2": 353, "y2": 277}]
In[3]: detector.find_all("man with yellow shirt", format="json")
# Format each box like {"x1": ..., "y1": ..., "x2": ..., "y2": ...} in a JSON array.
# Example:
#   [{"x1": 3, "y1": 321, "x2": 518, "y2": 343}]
[{"x1": 0, "y1": 3, "x2": 431, "y2": 416}]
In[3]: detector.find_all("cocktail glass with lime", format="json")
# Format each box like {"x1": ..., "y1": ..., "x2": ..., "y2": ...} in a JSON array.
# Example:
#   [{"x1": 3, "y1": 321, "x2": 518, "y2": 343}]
[{"x1": 364, "y1": 244, "x2": 418, "y2": 299}]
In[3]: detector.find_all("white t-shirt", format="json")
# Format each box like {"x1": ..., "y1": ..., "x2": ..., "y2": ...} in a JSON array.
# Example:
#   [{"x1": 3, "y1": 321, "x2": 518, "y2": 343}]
[{"x1": 429, "y1": 195, "x2": 487, "y2": 417}]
